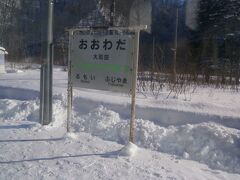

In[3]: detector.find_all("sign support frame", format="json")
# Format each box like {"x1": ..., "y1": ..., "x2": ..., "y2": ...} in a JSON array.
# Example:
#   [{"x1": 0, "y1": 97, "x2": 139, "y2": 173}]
[
  {"x1": 129, "y1": 30, "x2": 140, "y2": 143},
  {"x1": 67, "y1": 30, "x2": 74, "y2": 133},
  {"x1": 66, "y1": 26, "x2": 146, "y2": 142}
]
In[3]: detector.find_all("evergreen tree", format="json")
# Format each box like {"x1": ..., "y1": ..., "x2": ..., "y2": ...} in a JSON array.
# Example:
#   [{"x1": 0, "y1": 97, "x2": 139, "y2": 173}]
[
  {"x1": 0, "y1": 0, "x2": 17, "y2": 47},
  {"x1": 188, "y1": 0, "x2": 240, "y2": 84}
]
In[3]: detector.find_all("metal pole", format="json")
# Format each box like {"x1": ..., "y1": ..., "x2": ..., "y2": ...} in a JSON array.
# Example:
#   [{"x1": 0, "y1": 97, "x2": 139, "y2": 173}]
[
  {"x1": 110, "y1": 0, "x2": 115, "y2": 26},
  {"x1": 152, "y1": 37, "x2": 155, "y2": 82},
  {"x1": 67, "y1": 30, "x2": 73, "y2": 133},
  {"x1": 129, "y1": 30, "x2": 140, "y2": 143},
  {"x1": 49, "y1": 42, "x2": 54, "y2": 121},
  {"x1": 153, "y1": 37, "x2": 155, "y2": 70},
  {"x1": 172, "y1": 7, "x2": 178, "y2": 83},
  {"x1": 48, "y1": 0, "x2": 54, "y2": 123},
  {"x1": 40, "y1": 0, "x2": 48, "y2": 125},
  {"x1": 40, "y1": 65, "x2": 45, "y2": 125},
  {"x1": 44, "y1": 0, "x2": 53, "y2": 125},
  {"x1": 39, "y1": 0, "x2": 54, "y2": 125}
]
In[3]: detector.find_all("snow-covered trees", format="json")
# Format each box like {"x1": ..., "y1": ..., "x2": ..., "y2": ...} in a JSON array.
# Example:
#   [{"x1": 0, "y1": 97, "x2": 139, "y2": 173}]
[
  {"x1": 0, "y1": 0, "x2": 17, "y2": 45},
  {"x1": 198, "y1": 0, "x2": 240, "y2": 84},
  {"x1": 98, "y1": 0, "x2": 151, "y2": 28},
  {"x1": 187, "y1": 0, "x2": 240, "y2": 85}
]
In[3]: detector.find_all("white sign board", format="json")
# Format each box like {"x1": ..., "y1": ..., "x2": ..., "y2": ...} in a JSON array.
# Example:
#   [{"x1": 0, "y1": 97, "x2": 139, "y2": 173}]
[{"x1": 70, "y1": 33, "x2": 136, "y2": 93}]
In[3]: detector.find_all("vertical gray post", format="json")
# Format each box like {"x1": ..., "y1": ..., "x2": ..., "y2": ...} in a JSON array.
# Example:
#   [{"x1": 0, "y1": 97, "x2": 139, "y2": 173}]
[
  {"x1": 172, "y1": 7, "x2": 178, "y2": 83},
  {"x1": 151, "y1": 37, "x2": 155, "y2": 82},
  {"x1": 40, "y1": 65, "x2": 45, "y2": 125},
  {"x1": 40, "y1": 0, "x2": 54, "y2": 125},
  {"x1": 129, "y1": 30, "x2": 140, "y2": 143},
  {"x1": 110, "y1": 0, "x2": 115, "y2": 26},
  {"x1": 67, "y1": 30, "x2": 73, "y2": 132},
  {"x1": 152, "y1": 37, "x2": 155, "y2": 69}
]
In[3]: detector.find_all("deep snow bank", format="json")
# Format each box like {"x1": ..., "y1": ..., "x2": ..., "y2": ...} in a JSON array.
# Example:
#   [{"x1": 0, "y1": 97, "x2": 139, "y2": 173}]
[
  {"x1": 71, "y1": 106, "x2": 240, "y2": 173},
  {"x1": 0, "y1": 94, "x2": 240, "y2": 174},
  {"x1": 1, "y1": 69, "x2": 240, "y2": 174}
]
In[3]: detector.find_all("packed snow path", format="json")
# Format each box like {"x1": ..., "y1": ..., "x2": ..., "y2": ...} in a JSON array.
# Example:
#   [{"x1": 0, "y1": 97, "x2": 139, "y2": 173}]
[{"x1": 0, "y1": 121, "x2": 239, "y2": 180}]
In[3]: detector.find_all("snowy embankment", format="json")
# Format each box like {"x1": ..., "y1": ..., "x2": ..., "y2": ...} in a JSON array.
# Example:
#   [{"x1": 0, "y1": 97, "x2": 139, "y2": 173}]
[{"x1": 0, "y1": 67, "x2": 240, "y2": 179}]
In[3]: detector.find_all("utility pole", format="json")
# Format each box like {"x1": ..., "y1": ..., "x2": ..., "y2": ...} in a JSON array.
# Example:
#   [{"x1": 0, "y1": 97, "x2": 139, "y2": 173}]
[
  {"x1": 40, "y1": 0, "x2": 54, "y2": 125},
  {"x1": 110, "y1": 0, "x2": 115, "y2": 26},
  {"x1": 152, "y1": 37, "x2": 155, "y2": 72},
  {"x1": 151, "y1": 37, "x2": 155, "y2": 83},
  {"x1": 172, "y1": 7, "x2": 178, "y2": 83}
]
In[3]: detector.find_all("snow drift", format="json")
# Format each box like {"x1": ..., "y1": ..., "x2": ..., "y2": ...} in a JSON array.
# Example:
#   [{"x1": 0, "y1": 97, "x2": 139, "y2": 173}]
[{"x1": 0, "y1": 68, "x2": 240, "y2": 175}]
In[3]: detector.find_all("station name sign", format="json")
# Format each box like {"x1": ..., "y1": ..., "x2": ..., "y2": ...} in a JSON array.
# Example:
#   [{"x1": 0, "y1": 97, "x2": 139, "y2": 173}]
[{"x1": 70, "y1": 32, "x2": 136, "y2": 93}]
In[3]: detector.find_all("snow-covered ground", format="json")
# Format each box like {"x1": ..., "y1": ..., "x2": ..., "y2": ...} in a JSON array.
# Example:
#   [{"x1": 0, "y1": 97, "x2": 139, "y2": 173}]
[{"x1": 0, "y1": 67, "x2": 240, "y2": 179}]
